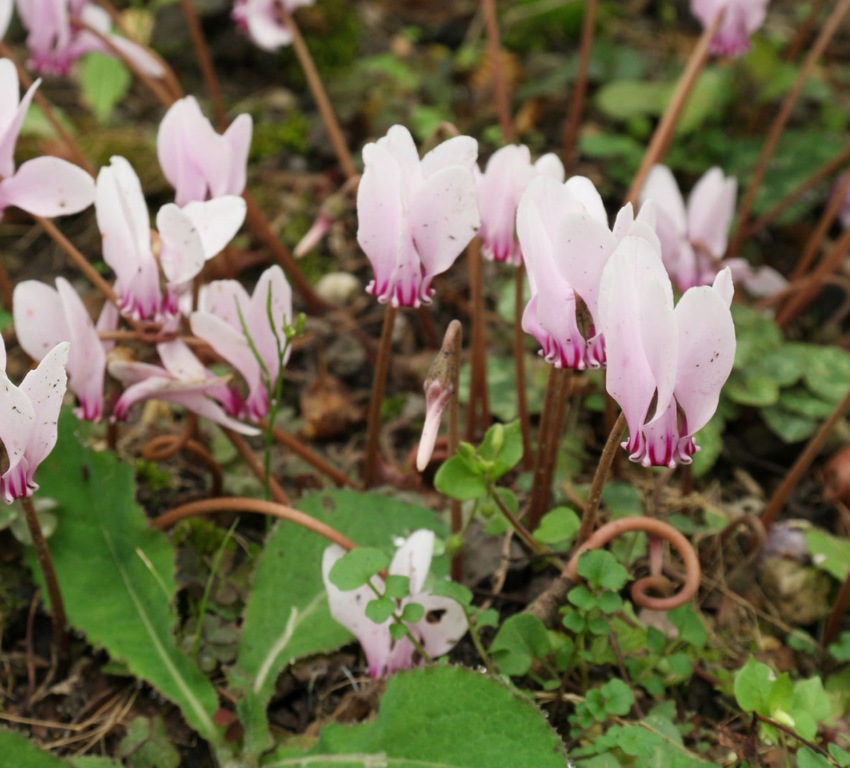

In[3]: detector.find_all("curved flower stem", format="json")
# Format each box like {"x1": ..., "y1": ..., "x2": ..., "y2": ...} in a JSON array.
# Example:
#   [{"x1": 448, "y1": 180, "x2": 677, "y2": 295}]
[
  {"x1": 178, "y1": 0, "x2": 227, "y2": 129},
  {"x1": 221, "y1": 427, "x2": 291, "y2": 506},
  {"x1": 563, "y1": 516, "x2": 701, "y2": 611},
  {"x1": 761, "y1": 381, "x2": 850, "y2": 532},
  {"x1": 362, "y1": 305, "x2": 398, "y2": 488},
  {"x1": 787, "y1": 169, "x2": 850, "y2": 286},
  {"x1": 526, "y1": 367, "x2": 572, "y2": 531},
  {"x1": 561, "y1": 0, "x2": 596, "y2": 169},
  {"x1": 727, "y1": 0, "x2": 850, "y2": 259},
  {"x1": 576, "y1": 411, "x2": 626, "y2": 545},
  {"x1": 481, "y1": 0, "x2": 513, "y2": 142},
  {"x1": 777, "y1": 225, "x2": 850, "y2": 328},
  {"x1": 265, "y1": 422, "x2": 360, "y2": 489},
  {"x1": 280, "y1": 5, "x2": 356, "y2": 180},
  {"x1": 625, "y1": 8, "x2": 724, "y2": 206},
  {"x1": 745, "y1": 142, "x2": 850, "y2": 241},
  {"x1": 20, "y1": 496, "x2": 69, "y2": 665},
  {"x1": 446, "y1": 321, "x2": 464, "y2": 582},
  {"x1": 150, "y1": 496, "x2": 357, "y2": 551}
]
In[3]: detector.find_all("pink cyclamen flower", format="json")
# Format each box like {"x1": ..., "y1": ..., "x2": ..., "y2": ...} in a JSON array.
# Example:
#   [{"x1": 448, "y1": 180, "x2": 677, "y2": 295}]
[
  {"x1": 323, "y1": 530, "x2": 467, "y2": 679},
  {"x1": 476, "y1": 145, "x2": 564, "y2": 265},
  {"x1": 690, "y1": 0, "x2": 770, "y2": 58},
  {"x1": 158, "y1": 96, "x2": 252, "y2": 207},
  {"x1": 108, "y1": 340, "x2": 259, "y2": 436},
  {"x1": 518, "y1": 173, "x2": 659, "y2": 370},
  {"x1": 599, "y1": 236, "x2": 736, "y2": 468},
  {"x1": 232, "y1": 0, "x2": 313, "y2": 51},
  {"x1": 0, "y1": 335, "x2": 69, "y2": 503},
  {"x1": 13, "y1": 277, "x2": 107, "y2": 421},
  {"x1": 357, "y1": 124, "x2": 480, "y2": 308},
  {"x1": 641, "y1": 164, "x2": 785, "y2": 296},
  {"x1": 0, "y1": 58, "x2": 94, "y2": 220},
  {"x1": 13, "y1": 0, "x2": 163, "y2": 77},
  {"x1": 95, "y1": 156, "x2": 246, "y2": 320},
  {"x1": 190, "y1": 265, "x2": 293, "y2": 421}
]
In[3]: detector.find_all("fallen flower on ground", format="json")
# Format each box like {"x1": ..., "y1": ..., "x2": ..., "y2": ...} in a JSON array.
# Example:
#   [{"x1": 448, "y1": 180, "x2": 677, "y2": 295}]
[{"x1": 323, "y1": 529, "x2": 467, "y2": 678}]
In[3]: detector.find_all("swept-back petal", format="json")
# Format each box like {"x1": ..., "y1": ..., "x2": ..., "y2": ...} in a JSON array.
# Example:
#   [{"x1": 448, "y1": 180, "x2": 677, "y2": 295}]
[
  {"x1": 13, "y1": 280, "x2": 67, "y2": 360},
  {"x1": 389, "y1": 529, "x2": 435, "y2": 594},
  {"x1": 322, "y1": 545, "x2": 392, "y2": 679},
  {"x1": 223, "y1": 114, "x2": 252, "y2": 196},
  {"x1": 421, "y1": 135, "x2": 478, "y2": 179},
  {"x1": 640, "y1": 164, "x2": 687, "y2": 236},
  {"x1": 409, "y1": 165, "x2": 479, "y2": 282},
  {"x1": 637, "y1": 278, "x2": 678, "y2": 425},
  {"x1": 182, "y1": 196, "x2": 246, "y2": 259},
  {"x1": 408, "y1": 593, "x2": 468, "y2": 659},
  {"x1": 0, "y1": 372, "x2": 35, "y2": 495},
  {"x1": 599, "y1": 237, "x2": 670, "y2": 456},
  {"x1": 357, "y1": 141, "x2": 404, "y2": 302},
  {"x1": 673, "y1": 284, "x2": 736, "y2": 438},
  {"x1": 156, "y1": 203, "x2": 206, "y2": 285},
  {"x1": 0, "y1": 62, "x2": 40, "y2": 178},
  {"x1": 687, "y1": 167, "x2": 736, "y2": 259},
  {"x1": 0, "y1": 157, "x2": 95, "y2": 217}
]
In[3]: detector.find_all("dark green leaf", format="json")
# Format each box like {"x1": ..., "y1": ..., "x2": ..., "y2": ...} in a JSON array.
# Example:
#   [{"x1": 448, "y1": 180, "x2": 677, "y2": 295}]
[{"x1": 328, "y1": 548, "x2": 389, "y2": 590}]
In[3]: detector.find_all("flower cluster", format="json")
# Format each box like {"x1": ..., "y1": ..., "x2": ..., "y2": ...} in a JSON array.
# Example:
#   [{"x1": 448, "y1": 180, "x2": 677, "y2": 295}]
[{"x1": 1, "y1": 0, "x2": 164, "y2": 77}]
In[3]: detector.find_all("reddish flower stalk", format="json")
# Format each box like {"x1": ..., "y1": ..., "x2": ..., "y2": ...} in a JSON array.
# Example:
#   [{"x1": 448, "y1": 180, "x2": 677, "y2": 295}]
[
  {"x1": 577, "y1": 413, "x2": 626, "y2": 545},
  {"x1": 727, "y1": 0, "x2": 850, "y2": 259},
  {"x1": 178, "y1": 0, "x2": 227, "y2": 130},
  {"x1": 150, "y1": 497, "x2": 357, "y2": 553},
  {"x1": 266, "y1": 422, "x2": 360, "y2": 489},
  {"x1": 561, "y1": 0, "x2": 597, "y2": 170},
  {"x1": 362, "y1": 305, "x2": 397, "y2": 488},
  {"x1": 761, "y1": 381, "x2": 850, "y2": 532},
  {"x1": 278, "y1": 5, "x2": 356, "y2": 180},
  {"x1": 221, "y1": 427, "x2": 291, "y2": 505},
  {"x1": 625, "y1": 7, "x2": 725, "y2": 206}
]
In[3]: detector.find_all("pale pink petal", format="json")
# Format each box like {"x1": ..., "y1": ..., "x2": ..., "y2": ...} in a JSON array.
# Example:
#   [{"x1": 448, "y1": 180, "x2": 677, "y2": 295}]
[
  {"x1": 13, "y1": 280, "x2": 67, "y2": 361},
  {"x1": 416, "y1": 378, "x2": 453, "y2": 471},
  {"x1": 181, "y1": 196, "x2": 246, "y2": 260},
  {"x1": 379, "y1": 125, "x2": 424, "y2": 195},
  {"x1": 0, "y1": 0, "x2": 12, "y2": 40},
  {"x1": 477, "y1": 145, "x2": 534, "y2": 264},
  {"x1": 533, "y1": 153, "x2": 565, "y2": 182},
  {"x1": 555, "y1": 212, "x2": 617, "y2": 326},
  {"x1": 0, "y1": 157, "x2": 95, "y2": 217},
  {"x1": 599, "y1": 237, "x2": 669, "y2": 457},
  {"x1": 636, "y1": 278, "x2": 678, "y2": 426},
  {"x1": 223, "y1": 114, "x2": 252, "y2": 196},
  {"x1": 563, "y1": 176, "x2": 607, "y2": 224},
  {"x1": 7, "y1": 342, "x2": 69, "y2": 500},
  {"x1": 409, "y1": 165, "x2": 480, "y2": 283},
  {"x1": 420, "y1": 135, "x2": 478, "y2": 179},
  {"x1": 389, "y1": 529, "x2": 435, "y2": 594},
  {"x1": 156, "y1": 203, "x2": 207, "y2": 285},
  {"x1": 245, "y1": 265, "x2": 292, "y2": 380},
  {"x1": 357, "y1": 141, "x2": 405, "y2": 303},
  {"x1": 673, "y1": 283, "x2": 736, "y2": 439},
  {"x1": 0, "y1": 62, "x2": 40, "y2": 178},
  {"x1": 407, "y1": 593, "x2": 468, "y2": 658},
  {"x1": 56, "y1": 278, "x2": 105, "y2": 421},
  {"x1": 199, "y1": 279, "x2": 250, "y2": 329},
  {"x1": 322, "y1": 545, "x2": 393, "y2": 679},
  {"x1": 0, "y1": 372, "x2": 35, "y2": 499},
  {"x1": 640, "y1": 165, "x2": 687, "y2": 237},
  {"x1": 687, "y1": 167, "x2": 736, "y2": 259}
]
